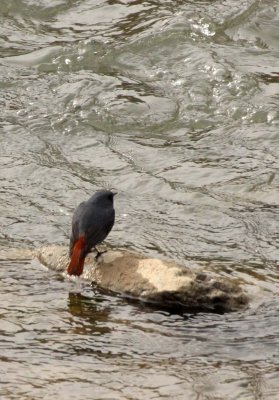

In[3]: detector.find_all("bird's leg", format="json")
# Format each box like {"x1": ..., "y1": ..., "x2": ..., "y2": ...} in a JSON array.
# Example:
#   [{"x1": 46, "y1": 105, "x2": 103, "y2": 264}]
[{"x1": 94, "y1": 246, "x2": 107, "y2": 261}]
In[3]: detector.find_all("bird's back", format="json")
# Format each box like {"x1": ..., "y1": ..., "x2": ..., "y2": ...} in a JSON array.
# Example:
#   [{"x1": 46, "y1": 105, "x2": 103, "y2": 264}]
[{"x1": 79, "y1": 198, "x2": 114, "y2": 233}]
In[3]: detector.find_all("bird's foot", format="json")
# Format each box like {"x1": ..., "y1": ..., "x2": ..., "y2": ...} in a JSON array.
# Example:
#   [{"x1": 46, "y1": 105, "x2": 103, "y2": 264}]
[{"x1": 94, "y1": 248, "x2": 107, "y2": 261}]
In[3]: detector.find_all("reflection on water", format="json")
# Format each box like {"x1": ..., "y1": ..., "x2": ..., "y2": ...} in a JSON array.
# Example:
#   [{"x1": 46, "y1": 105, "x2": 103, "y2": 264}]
[
  {"x1": 0, "y1": 0, "x2": 279, "y2": 398},
  {"x1": 67, "y1": 292, "x2": 112, "y2": 336}
]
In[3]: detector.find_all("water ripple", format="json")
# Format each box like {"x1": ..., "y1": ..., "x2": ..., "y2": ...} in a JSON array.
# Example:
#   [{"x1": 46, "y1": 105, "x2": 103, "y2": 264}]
[{"x1": 1, "y1": 0, "x2": 279, "y2": 398}]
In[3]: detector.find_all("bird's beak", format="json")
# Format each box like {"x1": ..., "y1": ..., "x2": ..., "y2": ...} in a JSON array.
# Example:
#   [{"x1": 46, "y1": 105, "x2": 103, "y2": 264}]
[{"x1": 112, "y1": 192, "x2": 117, "y2": 196}]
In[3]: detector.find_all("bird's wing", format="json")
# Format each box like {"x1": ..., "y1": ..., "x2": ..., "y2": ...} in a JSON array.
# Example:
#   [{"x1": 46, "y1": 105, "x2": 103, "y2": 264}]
[
  {"x1": 69, "y1": 201, "x2": 87, "y2": 256},
  {"x1": 83, "y1": 215, "x2": 115, "y2": 254}
]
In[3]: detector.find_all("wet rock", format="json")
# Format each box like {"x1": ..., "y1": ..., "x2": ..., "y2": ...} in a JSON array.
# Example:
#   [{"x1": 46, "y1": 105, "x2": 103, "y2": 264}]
[{"x1": 37, "y1": 245, "x2": 249, "y2": 312}]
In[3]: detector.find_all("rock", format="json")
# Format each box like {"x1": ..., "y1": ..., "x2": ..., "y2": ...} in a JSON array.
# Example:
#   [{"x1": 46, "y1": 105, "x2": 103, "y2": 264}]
[{"x1": 37, "y1": 245, "x2": 249, "y2": 312}]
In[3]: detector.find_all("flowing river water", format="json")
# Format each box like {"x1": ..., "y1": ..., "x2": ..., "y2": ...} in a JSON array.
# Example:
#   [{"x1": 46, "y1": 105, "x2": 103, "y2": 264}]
[{"x1": 0, "y1": 0, "x2": 279, "y2": 399}]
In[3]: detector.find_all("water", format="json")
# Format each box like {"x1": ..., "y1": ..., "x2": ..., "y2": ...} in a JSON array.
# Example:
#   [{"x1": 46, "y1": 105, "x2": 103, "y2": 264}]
[{"x1": 0, "y1": 0, "x2": 279, "y2": 398}]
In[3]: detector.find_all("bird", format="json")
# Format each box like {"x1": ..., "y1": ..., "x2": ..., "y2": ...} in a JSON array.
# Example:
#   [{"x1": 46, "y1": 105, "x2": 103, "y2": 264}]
[{"x1": 67, "y1": 190, "x2": 116, "y2": 277}]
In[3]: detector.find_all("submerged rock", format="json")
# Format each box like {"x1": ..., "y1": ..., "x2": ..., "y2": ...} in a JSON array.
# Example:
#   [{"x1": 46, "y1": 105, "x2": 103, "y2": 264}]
[{"x1": 37, "y1": 245, "x2": 249, "y2": 312}]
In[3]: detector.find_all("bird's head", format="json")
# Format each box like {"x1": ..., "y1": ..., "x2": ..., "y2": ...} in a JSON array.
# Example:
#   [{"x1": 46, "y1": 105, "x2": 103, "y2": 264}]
[{"x1": 91, "y1": 190, "x2": 117, "y2": 206}]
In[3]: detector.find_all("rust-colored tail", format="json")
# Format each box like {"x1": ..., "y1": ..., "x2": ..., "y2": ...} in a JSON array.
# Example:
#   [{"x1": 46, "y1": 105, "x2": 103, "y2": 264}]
[{"x1": 67, "y1": 236, "x2": 85, "y2": 276}]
